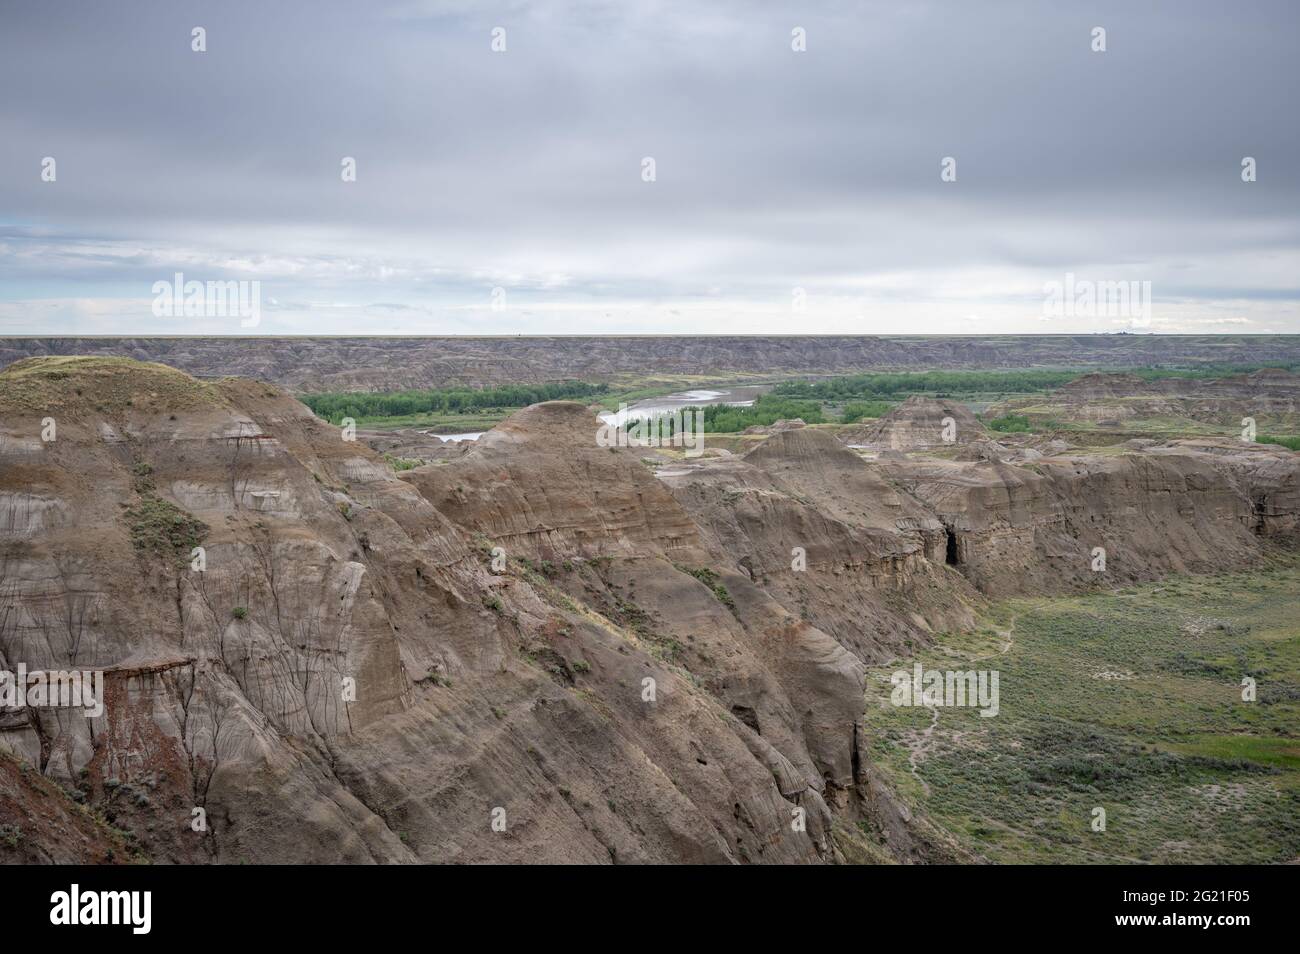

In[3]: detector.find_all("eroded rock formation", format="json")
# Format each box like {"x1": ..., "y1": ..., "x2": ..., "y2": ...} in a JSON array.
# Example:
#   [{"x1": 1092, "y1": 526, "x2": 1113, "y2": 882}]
[
  {"x1": 990, "y1": 369, "x2": 1300, "y2": 431},
  {"x1": 1, "y1": 357, "x2": 1296, "y2": 863},
  {"x1": 5, "y1": 337, "x2": 1300, "y2": 393},
  {"x1": 839, "y1": 396, "x2": 987, "y2": 450}
]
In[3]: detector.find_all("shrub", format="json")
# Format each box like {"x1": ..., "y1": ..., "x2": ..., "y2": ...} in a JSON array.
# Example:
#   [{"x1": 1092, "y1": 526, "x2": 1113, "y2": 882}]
[
  {"x1": 384, "y1": 454, "x2": 422, "y2": 471},
  {"x1": 986, "y1": 414, "x2": 1033, "y2": 433},
  {"x1": 1258, "y1": 434, "x2": 1300, "y2": 451},
  {"x1": 840, "y1": 401, "x2": 895, "y2": 424},
  {"x1": 701, "y1": 395, "x2": 824, "y2": 432},
  {"x1": 674, "y1": 564, "x2": 738, "y2": 615},
  {"x1": 123, "y1": 494, "x2": 208, "y2": 564}
]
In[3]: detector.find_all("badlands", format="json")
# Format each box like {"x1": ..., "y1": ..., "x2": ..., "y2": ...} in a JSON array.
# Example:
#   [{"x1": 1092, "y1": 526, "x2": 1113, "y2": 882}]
[{"x1": 0, "y1": 355, "x2": 1297, "y2": 863}]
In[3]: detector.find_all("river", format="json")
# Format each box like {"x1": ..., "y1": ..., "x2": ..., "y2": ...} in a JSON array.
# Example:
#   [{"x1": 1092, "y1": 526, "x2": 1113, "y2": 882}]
[{"x1": 425, "y1": 385, "x2": 770, "y2": 441}]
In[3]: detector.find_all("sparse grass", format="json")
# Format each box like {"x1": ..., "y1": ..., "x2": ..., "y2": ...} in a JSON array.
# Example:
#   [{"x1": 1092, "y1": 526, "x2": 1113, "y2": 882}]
[
  {"x1": 674, "y1": 564, "x2": 738, "y2": 615},
  {"x1": 122, "y1": 494, "x2": 208, "y2": 565},
  {"x1": 985, "y1": 413, "x2": 1033, "y2": 433},
  {"x1": 383, "y1": 454, "x2": 422, "y2": 471},
  {"x1": 0, "y1": 356, "x2": 223, "y2": 414},
  {"x1": 863, "y1": 555, "x2": 1300, "y2": 863}
]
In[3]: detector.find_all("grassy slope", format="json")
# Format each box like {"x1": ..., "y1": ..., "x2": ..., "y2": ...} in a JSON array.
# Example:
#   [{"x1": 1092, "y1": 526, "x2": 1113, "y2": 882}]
[
  {"x1": 863, "y1": 554, "x2": 1300, "y2": 864},
  {"x1": 0, "y1": 355, "x2": 226, "y2": 414}
]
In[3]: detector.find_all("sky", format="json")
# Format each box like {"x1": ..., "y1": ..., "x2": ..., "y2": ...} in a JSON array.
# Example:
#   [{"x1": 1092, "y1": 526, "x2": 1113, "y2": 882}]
[{"x1": 1, "y1": 0, "x2": 1297, "y2": 336}]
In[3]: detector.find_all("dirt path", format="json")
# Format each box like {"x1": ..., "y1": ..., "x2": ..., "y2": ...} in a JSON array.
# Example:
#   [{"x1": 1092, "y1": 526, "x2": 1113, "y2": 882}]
[
  {"x1": 907, "y1": 613, "x2": 1017, "y2": 798},
  {"x1": 907, "y1": 705, "x2": 941, "y2": 797},
  {"x1": 973, "y1": 612, "x2": 1018, "y2": 662}
]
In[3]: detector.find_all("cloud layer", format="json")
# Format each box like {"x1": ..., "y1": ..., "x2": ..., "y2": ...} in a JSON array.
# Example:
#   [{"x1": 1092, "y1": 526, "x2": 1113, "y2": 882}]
[{"x1": 1, "y1": 0, "x2": 1297, "y2": 334}]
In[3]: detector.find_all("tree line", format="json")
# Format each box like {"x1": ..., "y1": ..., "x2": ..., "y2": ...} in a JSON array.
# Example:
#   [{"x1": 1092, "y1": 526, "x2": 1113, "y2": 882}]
[
  {"x1": 773, "y1": 365, "x2": 1299, "y2": 402},
  {"x1": 302, "y1": 380, "x2": 609, "y2": 423}
]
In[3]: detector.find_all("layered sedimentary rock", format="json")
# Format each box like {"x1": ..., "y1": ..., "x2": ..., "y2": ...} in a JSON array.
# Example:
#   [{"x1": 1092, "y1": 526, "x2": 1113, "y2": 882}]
[
  {"x1": 1, "y1": 357, "x2": 1297, "y2": 864},
  {"x1": 662, "y1": 428, "x2": 981, "y2": 663},
  {"x1": 5, "y1": 336, "x2": 1300, "y2": 393},
  {"x1": 399, "y1": 403, "x2": 868, "y2": 829},
  {"x1": 839, "y1": 396, "x2": 987, "y2": 450},
  {"x1": 990, "y1": 369, "x2": 1300, "y2": 430},
  {"x1": 0, "y1": 359, "x2": 868, "y2": 864},
  {"x1": 874, "y1": 442, "x2": 1299, "y2": 597}
]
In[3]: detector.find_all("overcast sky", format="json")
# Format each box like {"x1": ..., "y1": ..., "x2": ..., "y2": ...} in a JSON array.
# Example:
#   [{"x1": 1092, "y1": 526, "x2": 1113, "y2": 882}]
[{"x1": 1, "y1": 0, "x2": 1297, "y2": 335}]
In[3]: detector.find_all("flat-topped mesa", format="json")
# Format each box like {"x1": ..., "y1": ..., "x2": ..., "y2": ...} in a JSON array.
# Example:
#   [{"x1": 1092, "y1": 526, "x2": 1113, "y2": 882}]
[{"x1": 840, "y1": 396, "x2": 987, "y2": 451}]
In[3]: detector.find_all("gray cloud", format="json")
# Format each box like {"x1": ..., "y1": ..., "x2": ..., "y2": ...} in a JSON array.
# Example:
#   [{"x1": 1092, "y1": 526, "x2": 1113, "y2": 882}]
[{"x1": 0, "y1": 0, "x2": 1297, "y2": 334}]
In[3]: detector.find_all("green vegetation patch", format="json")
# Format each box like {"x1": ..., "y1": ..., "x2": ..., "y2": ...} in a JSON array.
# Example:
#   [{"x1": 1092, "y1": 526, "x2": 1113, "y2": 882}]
[
  {"x1": 774, "y1": 370, "x2": 1083, "y2": 402},
  {"x1": 1259, "y1": 434, "x2": 1300, "y2": 451},
  {"x1": 302, "y1": 380, "x2": 609, "y2": 427},
  {"x1": 123, "y1": 494, "x2": 208, "y2": 565},
  {"x1": 617, "y1": 394, "x2": 826, "y2": 434},
  {"x1": 674, "y1": 564, "x2": 739, "y2": 615},
  {"x1": 383, "y1": 454, "x2": 422, "y2": 471},
  {"x1": 700, "y1": 394, "x2": 824, "y2": 432},
  {"x1": 839, "y1": 400, "x2": 896, "y2": 424},
  {"x1": 775, "y1": 365, "x2": 1300, "y2": 416},
  {"x1": 863, "y1": 556, "x2": 1300, "y2": 863},
  {"x1": 985, "y1": 414, "x2": 1033, "y2": 433}
]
